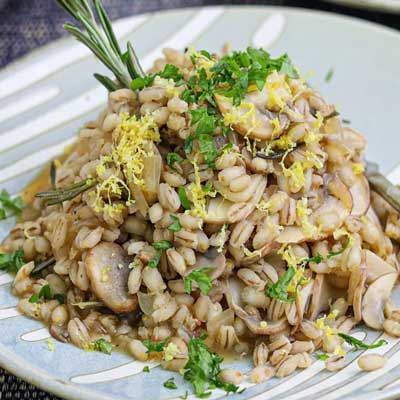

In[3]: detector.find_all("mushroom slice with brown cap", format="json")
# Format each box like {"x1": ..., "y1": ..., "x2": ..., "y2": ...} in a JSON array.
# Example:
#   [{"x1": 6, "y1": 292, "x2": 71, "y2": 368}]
[
  {"x1": 349, "y1": 175, "x2": 370, "y2": 217},
  {"x1": 364, "y1": 249, "x2": 396, "y2": 284},
  {"x1": 362, "y1": 272, "x2": 398, "y2": 330},
  {"x1": 215, "y1": 93, "x2": 275, "y2": 141},
  {"x1": 85, "y1": 242, "x2": 138, "y2": 313}
]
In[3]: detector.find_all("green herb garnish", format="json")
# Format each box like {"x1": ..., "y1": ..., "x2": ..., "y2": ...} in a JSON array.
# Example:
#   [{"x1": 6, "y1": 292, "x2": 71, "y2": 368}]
[
  {"x1": 93, "y1": 338, "x2": 113, "y2": 355},
  {"x1": 29, "y1": 284, "x2": 52, "y2": 303},
  {"x1": 183, "y1": 337, "x2": 241, "y2": 398},
  {"x1": 143, "y1": 338, "x2": 167, "y2": 353},
  {"x1": 0, "y1": 249, "x2": 25, "y2": 273},
  {"x1": 179, "y1": 391, "x2": 189, "y2": 400},
  {"x1": 168, "y1": 215, "x2": 182, "y2": 233},
  {"x1": 163, "y1": 377, "x2": 178, "y2": 390},
  {"x1": 211, "y1": 48, "x2": 298, "y2": 106},
  {"x1": 266, "y1": 266, "x2": 296, "y2": 302},
  {"x1": 142, "y1": 366, "x2": 150, "y2": 373},
  {"x1": 315, "y1": 352, "x2": 329, "y2": 361},
  {"x1": 131, "y1": 64, "x2": 183, "y2": 90},
  {"x1": 338, "y1": 333, "x2": 388, "y2": 351},
  {"x1": 184, "y1": 268, "x2": 213, "y2": 296},
  {"x1": 166, "y1": 152, "x2": 184, "y2": 170},
  {"x1": 35, "y1": 178, "x2": 96, "y2": 205},
  {"x1": 178, "y1": 187, "x2": 192, "y2": 210},
  {"x1": 0, "y1": 190, "x2": 24, "y2": 220},
  {"x1": 325, "y1": 68, "x2": 334, "y2": 83},
  {"x1": 148, "y1": 240, "x2": 173, "y2": 268},
  {"x1": 56, "y1": 0, "x2": 145, "y2": 89}
]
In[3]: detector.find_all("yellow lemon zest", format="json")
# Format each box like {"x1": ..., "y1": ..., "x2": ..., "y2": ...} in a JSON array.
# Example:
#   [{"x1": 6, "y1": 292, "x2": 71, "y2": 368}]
[
  {"x1": 153, "y1": 76, "x2": 179, "y2": 97},
  {"x1": 256, "y1": 200, "x2": 272, "y2": 214},
  {"x1": 243, "y1": 247, "x2": 262, "y2": 258},
  {"x1": 270, "y1": 118, "x2": 281, "y2": 139},
  {"x1": 259, "y1": 321, "x2": 268, "y2": 328},
  {"x1": 223, "y1": 101, "x2": 260, "y2": 136},
  {"x1": 164, "y1": 342, "x2": 179, "y2": 362},
  {"x1": 352, "y1": 163, "x2": 365, "y2": 175},
  {"x1": 333, "y1": 228, "x2": 354, "y2": 248},
  {"x1": 265, "y1": 73, "x2": 292, "y2": 110},
  {"x1": 113, "y1": 113, "x2": 160, "y2": 189},
  {"x1": 296, "y1": 197, "x2": 318, "y2": 238},
  {"x1": 187, "y1": 158, "x2": 208, "y2": 218}
]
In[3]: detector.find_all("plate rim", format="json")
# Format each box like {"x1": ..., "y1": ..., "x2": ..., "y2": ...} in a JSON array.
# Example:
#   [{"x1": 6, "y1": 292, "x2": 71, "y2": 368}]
[{"x1": 1, "y1": 5, "x2": 400, "y2": 400}]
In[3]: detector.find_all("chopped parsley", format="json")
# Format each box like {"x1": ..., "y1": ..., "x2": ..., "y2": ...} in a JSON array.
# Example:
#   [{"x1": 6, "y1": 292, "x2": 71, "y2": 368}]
[
  {"x1": 179, "y1": 391, "x2": 189, "y2": 400},
  {"x1": 148, "y1": 240, "x2": 173, "y2": 268},
  {"x1": 143, "y1": 338, "x2": 167, "y2": 353},
  {"x1": 0, "y1": 189, "x2": 24, "y2": 220},
  {"x1": 0, "y1": 249, "x2": 25, "y2": 273},
  {"x1": 131, "y1": 63, "x2": 183, "y2": 90},
  {"x1": 178, "y1": 187, "x2": 192, "y2": 210},
  {"x1": 183, "y1": 337, "x2": 241, "y2": 398},
  {"x1": 93, "y1": 338, "x2": 113, "y2": 355},
  {"x1": 184, "y1": 268, "x2": 213, "y2": 295},
  {"x1": 142, "y1": 366, "x2": 150, "y2": 373},
  {"x1": 338, "y1": 333, "x2": 387, "y2": 351},
  {"x1": 266, "y1": 266, "x2": 296, "y2": 302},
  {"x1": 166, "y1": 152, "x2": 184, "y2": 170},
  {"x1": 168, "y1": 215, "x2": 182, "y2": 233},
  {"x1": 190, "y1": 108, "x2": 218, "y2": 167},
  {"x1": 29, "y1": 284, "x2": 52, "y2": 303},
  {"x1": 315, "y1": 352, "x2": 329, "y2": 361},
  {"x1": 211, "y1": 47, "x2": 298, "y2": 106},
  {"x1": 163, "y1": 377, "x2": 178, "y2": 390},
  {"x1": 325, "y1": 68, "x2": 334, "y2": 83}
]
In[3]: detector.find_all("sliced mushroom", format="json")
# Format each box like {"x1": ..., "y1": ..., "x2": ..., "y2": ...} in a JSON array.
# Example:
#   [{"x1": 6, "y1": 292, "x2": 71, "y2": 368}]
[
  {"x1": 364, "y1": 249, "x2": 396, "y2": 283},
  {"x1": 362, "y1": 272, "x2": 398, "y2": 330},
  {"x1": 349, "y1": 175, "x2": 370, "y2": 217},
  {"x1": 224, "y1": 277, "x2": 288, "y2": 335},
  {"x1": 215, "y1": 94, "x2": 275, "y2": 140},
  {"x1": 85, "y1": 242, "x2": 138, "y2": 313},
  {"x1": 285, "y1": 280, "x2": 314, "y2": 327},
  {"x1": 277, "y1": 195, "x2": 350, "y2": 244},
  {"x1": 308, "y1": 274, "x2": 344, "y2": 320},
  {"x1": 353, "y1": 268, "x2": 367, "y2": 323}
]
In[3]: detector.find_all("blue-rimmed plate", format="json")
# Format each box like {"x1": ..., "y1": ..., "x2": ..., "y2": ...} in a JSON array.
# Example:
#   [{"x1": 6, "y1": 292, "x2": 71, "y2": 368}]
[{"x1": 1, "y1": 6, "x2": 400, "y2": 400}]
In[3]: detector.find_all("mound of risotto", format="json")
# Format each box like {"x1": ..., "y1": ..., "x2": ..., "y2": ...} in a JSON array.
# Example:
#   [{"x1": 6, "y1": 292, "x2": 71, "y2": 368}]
[{"x1": 1, "y1": 0, "x2": 400, "y2": 396}]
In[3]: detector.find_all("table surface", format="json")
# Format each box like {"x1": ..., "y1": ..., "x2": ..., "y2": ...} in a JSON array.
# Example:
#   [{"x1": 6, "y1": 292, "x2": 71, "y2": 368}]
[{"x1": 0, "y1": 0, "x2": 399, "y2": 399}]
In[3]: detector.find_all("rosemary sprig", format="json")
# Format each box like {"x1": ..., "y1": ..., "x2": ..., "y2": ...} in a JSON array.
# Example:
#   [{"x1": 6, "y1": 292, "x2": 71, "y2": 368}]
[
  {"x1": 55, "y1": 0, "x2": 144, "y2": 90},
  {"x1": 35, "y1": 178, "x2": 96, "y2": 205},
  {"x1": 31, "y1": 257, "x2": 56, "y2": 275}
]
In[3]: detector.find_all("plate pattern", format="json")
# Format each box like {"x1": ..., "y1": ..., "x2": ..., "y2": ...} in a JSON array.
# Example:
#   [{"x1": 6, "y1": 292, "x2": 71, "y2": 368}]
[{"x1": 1, "y1": 6, "x2": 400, "y2": 400}]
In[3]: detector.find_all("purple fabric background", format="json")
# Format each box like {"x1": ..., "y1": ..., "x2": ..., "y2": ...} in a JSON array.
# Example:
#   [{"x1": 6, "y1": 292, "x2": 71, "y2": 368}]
[{"x1": 0, "y1": 1, "x2": 399, "y2": 399}]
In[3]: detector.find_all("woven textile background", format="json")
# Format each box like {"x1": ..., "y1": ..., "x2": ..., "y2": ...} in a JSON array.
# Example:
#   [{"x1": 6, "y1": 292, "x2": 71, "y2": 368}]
[{"x1": 0, "y1": 1, "x2": 399, "y2": 399}]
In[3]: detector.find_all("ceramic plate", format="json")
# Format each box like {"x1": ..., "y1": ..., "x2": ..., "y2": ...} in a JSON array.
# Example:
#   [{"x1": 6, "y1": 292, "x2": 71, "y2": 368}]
[
  {"x1": 324, "y1": 0, "x2": 400, "y2": 13},
  {"x1": 1, "y1": 6, "x2": 400, "y2": 400}
]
